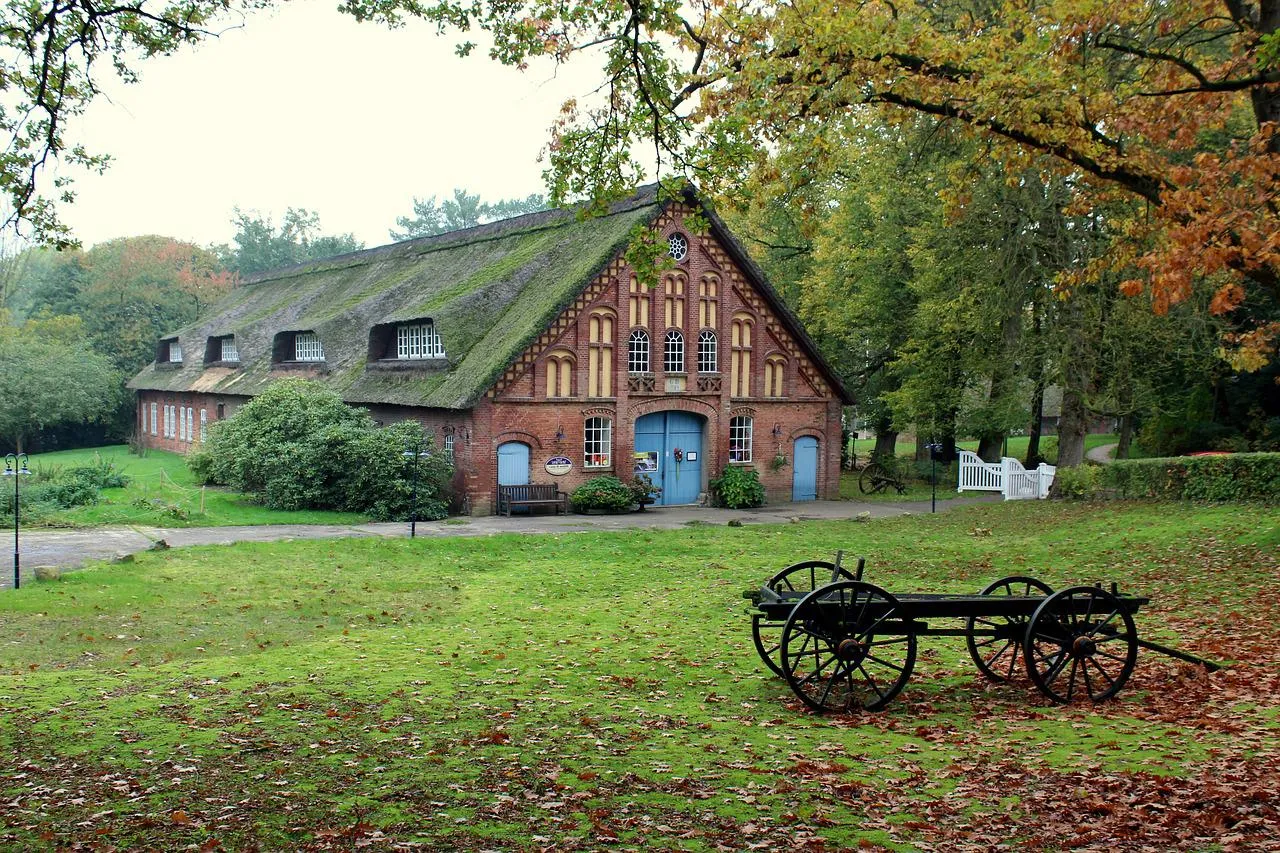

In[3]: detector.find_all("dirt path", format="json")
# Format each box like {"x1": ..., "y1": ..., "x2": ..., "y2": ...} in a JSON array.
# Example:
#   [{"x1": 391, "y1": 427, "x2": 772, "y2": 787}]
[
  {"x1": 1086, "y1": 443, "x2": 1119, "y2": 464},
  {"x1": 2, "y1": 496, "x2": 1000, "y2": 588}
]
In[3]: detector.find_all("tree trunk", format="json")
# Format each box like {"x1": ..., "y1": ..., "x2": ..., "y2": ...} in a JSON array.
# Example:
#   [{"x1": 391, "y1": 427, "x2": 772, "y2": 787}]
[
  {"x1": 977, "y1": 435, "x2": 1003, "y2": 463},
  {"x1": 1056, "y1": 387, "x2": 1088, "y2": 467},
  {"x1": 1025, "y1": 312, "x2": 1046, "y2": 467},
  {"x1": 1116, "y1": 413, "x2": 1133, "y2": 460},
  {"x1": 872, "y1": 428, "x2": 898, "y2": 460}
]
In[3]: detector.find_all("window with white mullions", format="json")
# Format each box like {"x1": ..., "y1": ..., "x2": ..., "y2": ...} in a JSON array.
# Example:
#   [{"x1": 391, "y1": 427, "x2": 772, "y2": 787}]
[
  {"x1": 220, "y1": 336, "x2": 238, "y2": 362},
  {"x1": 295, "y1": 332, "x2": 325, "y2": 361},
  {"x1": 729, "y1": 416, "x2": 753, "y2": 463},
  {"x1": 168, "y1": 341, "x2": 183, "y2": 363},
  {"x1": 397, "y1": 321, "x2": 446, "y2": 359},
  {"x1": 698, "y1": 330, "x2": 717, "y2": 373},
  {"x1": 443, "y1": 433, "x2": 454, "y2": 463},
  {"x1": 668, "y1": 233, "x2": 688, "y2": 261},
  {"x1": 628, "y1": 329, "x2": 650, "y2": 374},
  {"x1": 664, "y1": 329, "x2": 684, "y2": 373},
  {"x1": 584, "y1": 417, "x2": 612, "y2": 468}
]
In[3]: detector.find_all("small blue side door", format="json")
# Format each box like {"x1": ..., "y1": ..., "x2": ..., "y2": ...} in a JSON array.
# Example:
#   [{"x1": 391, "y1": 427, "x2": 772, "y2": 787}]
[
  {"x1": 497, "y1": 442, "x2": 530, "y2": 487},
  {"x1": 634, "y1": 411, "x2": 704, "y2": 505},
  {"x1": 792, "y1": 436, "x2": 819, "y2": 501}
]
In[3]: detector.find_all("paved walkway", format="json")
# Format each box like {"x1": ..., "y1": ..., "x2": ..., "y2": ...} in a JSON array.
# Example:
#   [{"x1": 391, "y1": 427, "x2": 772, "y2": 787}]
[
  {"x1": 1086, "y1": 443, "x2": 1119, "y2": 464},
  {"x1": 3, "y1": 495, "x2": 1000, "y2": 588}
]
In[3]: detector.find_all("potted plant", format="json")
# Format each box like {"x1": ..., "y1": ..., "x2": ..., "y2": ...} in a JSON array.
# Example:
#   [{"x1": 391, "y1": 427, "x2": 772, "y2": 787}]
[{"x1": 629, "y1": 473, "x2": 662, "y2": 510}]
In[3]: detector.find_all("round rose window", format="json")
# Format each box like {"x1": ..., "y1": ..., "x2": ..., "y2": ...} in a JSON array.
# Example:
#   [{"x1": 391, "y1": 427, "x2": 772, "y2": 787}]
[{"x1": 668, "y1": 233, "x2": 689, "y2": 261}]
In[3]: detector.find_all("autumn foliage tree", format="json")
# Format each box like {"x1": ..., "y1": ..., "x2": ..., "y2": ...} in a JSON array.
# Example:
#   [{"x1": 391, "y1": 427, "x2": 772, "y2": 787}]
[{"x1": 339, "y1": 0, "x2": 1280, "y2": 366}]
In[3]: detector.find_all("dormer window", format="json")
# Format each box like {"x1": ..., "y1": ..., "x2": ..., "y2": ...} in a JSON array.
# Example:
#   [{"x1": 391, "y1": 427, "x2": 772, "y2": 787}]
[
  {"x1": 397, "y1": 321, "x2": 446, "y2": 360},
  {"x1": 294, "y1": 332, "x2": 324, "y2": 362},
  {"x1": 206, "y1": 334, "x2": 240, "y2": 364},
  {"x1": 273, "y1": 330, "x2": 326, "y2": 365},
  {"x1": 158, "y1": 337, "x2": 182, "y2": 364}
]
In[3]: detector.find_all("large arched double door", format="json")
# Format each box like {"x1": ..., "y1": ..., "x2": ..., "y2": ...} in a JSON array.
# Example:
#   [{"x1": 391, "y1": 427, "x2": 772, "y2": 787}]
[{"x1": 633, "y1": 411, "x2": 705, "y2": 505}]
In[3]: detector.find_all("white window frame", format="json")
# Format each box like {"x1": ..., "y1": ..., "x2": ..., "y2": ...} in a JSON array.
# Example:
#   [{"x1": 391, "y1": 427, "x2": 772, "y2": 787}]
[
  {"x1": 294, "y1": 332, "x2": 325, "y2": 362},
  {"x1": 199, "y1": 409, "x2": 207, "y2": 443},
  {"x1": 584, "y1": 417, "x2": 612, "y2": 469},
  {"x1": 668, "y1": 233, "x2": 689, "y2": 261},
  {"x1": 150, "y1": 403, "x2": 158, "y2": 436},
  {"x1": 729, "y1": 416, "x2": 753, "y2": 463},
  {"x1": 141, "y1": 403, "x2": 148, "y2": 435},
  {"x1": 168, "y1": 341, "x2": 183, "y2": 363},
  {"x1": 443, "y1": 433, "x2": 454, "y2": 463},
  {"x1": 221, "y1": 336, "x2": 239, "y2": 362},
  {"x1": 180, "y1": 406, "x2": 187, "y2": 442},
  {"x1": 664, "y1": 329, "x2": 684, "y2": 373},
  {"x1": 186, "y1": 407, "x2": 194, "y2": 442},
  {"x1": 397, "y1": 321, "x2": 446, "y2": 360},
  {"x1": 698, "y1": 330, "x2": 718, "y2": 373},
  {"x1": 628, "y1": 329, "x2": 650, "y2": 374}
]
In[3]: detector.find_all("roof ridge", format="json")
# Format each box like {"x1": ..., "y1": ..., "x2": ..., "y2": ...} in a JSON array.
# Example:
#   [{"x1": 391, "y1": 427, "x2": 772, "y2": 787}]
[{"x1": 241, "y1": 183, "x2": 662, "y2": 287}]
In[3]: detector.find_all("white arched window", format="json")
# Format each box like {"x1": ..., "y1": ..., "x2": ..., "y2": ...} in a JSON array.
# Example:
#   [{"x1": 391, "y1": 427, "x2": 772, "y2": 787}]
[
  {"x1": 628, "y1": 329, "x2": 650, "y2": 374},
  {"x1": 664, "y1": 329, "x2": 684, "y2": 373},
  {"x1": 698, "y1": 331, "x2": 717, "y2": 373}
]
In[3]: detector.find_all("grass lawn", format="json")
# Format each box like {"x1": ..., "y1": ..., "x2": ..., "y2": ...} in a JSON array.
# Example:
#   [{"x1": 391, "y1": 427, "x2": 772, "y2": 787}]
[
  {"x1": 2, "y1": 500, "x2": 1277, "y2": 850},
  {"x1": 23, "y1": 445, "x2": 369, "y2": 528}
]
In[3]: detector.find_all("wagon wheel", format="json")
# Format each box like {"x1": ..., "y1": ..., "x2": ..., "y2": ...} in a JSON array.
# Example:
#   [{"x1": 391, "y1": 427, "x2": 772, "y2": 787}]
[
  {"x1": 752, "y1": 561, "x2": 856, "y2": 677},
  {"x1": 965, "y1": 575, "x2": 1054, "y2": 682},
  {"x1": 859, "y1": 463, "x2": 889, "y2": 495},
  {"x1": 780, "y1": 581, "x2": 917, "y2": 712},
  {"x1": 1023, "y1": 586, "x2": 1138, "y2": 704}
]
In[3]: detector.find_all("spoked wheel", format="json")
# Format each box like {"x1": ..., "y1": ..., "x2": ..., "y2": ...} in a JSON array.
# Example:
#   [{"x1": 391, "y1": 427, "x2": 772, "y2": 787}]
[
  {"x1": 859, "y1": 463, "x2": 889, "y2": 495},
  {"x1": 752, "y1": 561, "x2": 856, "y2": 677},
  {"x1": 1024, "y1": 586, "x2": 1138, "y2": 704},
  {"x1": 780, "y1": 581, "x2": 917, "y2": 712},
  {"x1": 966, "y1": 575, "x2": 1054, "y2": 682}
]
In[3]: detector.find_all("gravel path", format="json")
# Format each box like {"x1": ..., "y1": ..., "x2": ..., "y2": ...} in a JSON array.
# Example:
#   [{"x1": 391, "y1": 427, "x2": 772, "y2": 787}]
[
  {"x1": 2, "y1": 495, "x2": 1000, "y2": 588},
  {"x1": 1086, "y1": 443, "x2": 1119, "y2": 464}
]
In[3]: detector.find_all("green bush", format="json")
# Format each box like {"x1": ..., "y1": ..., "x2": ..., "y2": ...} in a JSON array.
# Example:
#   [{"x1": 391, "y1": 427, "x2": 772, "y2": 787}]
[
  {"x1": 191, "y1": 379, "x2": 453, "y2": 521},
  {"x1": 1049, "y1": 464, "x2": 1102, "y2": 499},
  {"x1": 0, "y1": 456, "x2": 127, "y2": 521},
  {"x1": 570, "y1": 476, "x2": 636, "y2": 513},
  {"x1": 1054, "y1": 453, "x2": 1280, "y2": 501},
  {"x1": 709, "y1": 465, "x2": 765, "y2": 508}
]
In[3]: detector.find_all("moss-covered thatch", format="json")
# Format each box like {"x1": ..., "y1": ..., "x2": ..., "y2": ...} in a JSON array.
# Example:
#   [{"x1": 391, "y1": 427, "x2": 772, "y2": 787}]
[
  {"x1": 128, "y1": 184, "x2": 851, "y2": 409},
  {"x1": 128, "y1": 189, "x2": 663, "y2": 409}
]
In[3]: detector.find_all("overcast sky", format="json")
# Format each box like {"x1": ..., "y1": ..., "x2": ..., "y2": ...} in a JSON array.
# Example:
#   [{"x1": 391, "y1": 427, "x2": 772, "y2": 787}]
[{"x1": 60, "y1": 3, "x2": 599, "y2": 251}]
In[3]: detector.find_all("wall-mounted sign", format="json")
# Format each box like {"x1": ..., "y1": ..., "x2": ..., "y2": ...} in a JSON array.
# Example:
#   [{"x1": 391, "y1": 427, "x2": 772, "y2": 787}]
[
  {"x1": 685, "y1": 451, "x2": 697, "y2": 462},
  {"x1": 633, "y1": 451, "x2": 658, "y2": 473},
  {"x1": 545, "y1": 456, "x2": 572, "y2": 476}
]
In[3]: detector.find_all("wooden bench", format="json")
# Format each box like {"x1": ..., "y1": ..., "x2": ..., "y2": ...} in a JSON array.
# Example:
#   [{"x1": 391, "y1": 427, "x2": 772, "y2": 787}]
[{"x1": 497, "y1": 483, "x2": 568, "y2": 516}]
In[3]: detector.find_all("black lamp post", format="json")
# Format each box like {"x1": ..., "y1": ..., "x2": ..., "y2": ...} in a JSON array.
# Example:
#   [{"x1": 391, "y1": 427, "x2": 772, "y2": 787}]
[
  {"x1": 4, "y1": 452, "x2": 30, "y2": 589},
  {"x1": 403, "y1": 439, "x2": 425, "y2": 539},
  {"x1": 925, "y1": 443, "x2": 942, "y2": 514}
]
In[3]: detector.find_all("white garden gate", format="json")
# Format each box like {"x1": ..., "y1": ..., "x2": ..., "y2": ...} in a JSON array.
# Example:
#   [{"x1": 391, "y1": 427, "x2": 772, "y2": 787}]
[{"x1": 957, "y1": 450, "x2": 1055, "y2": 500}]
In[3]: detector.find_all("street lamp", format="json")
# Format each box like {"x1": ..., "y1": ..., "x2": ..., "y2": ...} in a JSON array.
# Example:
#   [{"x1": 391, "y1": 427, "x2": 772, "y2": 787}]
[
  {"x1": 402, "y1": 439, "x2": 427, "y2": 539},
  {"x1": 3, "y1": 452, "x2": 31, "y2": 589},
  {"x1": 925, "y1": 443, "x2": 943, "y2": 514}
]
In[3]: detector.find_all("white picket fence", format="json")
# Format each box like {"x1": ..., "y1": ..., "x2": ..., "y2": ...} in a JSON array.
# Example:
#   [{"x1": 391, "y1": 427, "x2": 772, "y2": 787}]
[{"x1": 957, "y1": 450, "x2": 1056, "y2": 500}]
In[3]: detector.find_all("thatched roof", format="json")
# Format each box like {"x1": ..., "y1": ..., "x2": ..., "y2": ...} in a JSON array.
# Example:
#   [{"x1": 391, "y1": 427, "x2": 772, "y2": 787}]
[{"x1": 128, "y1": 185, "x2": 850, "y2": 409}]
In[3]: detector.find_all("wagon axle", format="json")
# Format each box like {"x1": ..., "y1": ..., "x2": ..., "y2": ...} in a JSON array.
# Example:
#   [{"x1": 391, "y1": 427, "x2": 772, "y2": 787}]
[{"x1": 746, "y1": 554, "x2": 1223, "y2": 713}]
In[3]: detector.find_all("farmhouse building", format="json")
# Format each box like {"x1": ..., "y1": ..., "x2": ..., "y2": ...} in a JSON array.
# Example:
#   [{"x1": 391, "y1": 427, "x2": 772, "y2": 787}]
[{"x1": 128, "y1": 185, "x2": 850, "y2": 513}]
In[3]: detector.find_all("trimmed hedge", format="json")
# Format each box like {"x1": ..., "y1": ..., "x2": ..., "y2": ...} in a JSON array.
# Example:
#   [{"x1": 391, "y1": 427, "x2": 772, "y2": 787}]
[{"x1": 1054, "y1": 453, "x2": 1280, "y2": 501}]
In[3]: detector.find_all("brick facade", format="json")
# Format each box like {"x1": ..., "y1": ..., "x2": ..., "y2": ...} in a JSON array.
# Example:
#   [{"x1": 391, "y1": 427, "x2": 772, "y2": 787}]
[{"x1": 135, "y1": 203, "x2": 844, "y2": 515}]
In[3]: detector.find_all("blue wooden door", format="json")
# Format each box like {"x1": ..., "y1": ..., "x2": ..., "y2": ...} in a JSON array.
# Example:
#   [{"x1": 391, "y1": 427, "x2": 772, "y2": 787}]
[
  {"x1": 497, "y1": 442, "x2": 530, "y2": 486},
  {"x1": 634, "y1": 412, "x2": 704, "y2": 505},
  {"x1": 792, "y1": 436, "x2": 819, "y2": 501}
]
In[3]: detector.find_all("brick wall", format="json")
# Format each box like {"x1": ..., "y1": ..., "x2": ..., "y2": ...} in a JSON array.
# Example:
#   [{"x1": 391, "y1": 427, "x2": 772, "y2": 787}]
[{"x1": 135, "y1": 390, "x2": 247, "y2": 454}]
